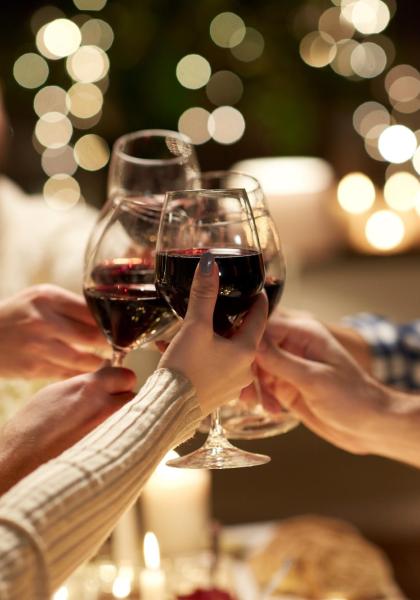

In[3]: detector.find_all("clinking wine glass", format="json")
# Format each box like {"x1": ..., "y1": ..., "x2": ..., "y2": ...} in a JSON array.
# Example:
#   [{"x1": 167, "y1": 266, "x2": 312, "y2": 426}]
[
  {"x1": 85, "y1": 129, "x2": 200, "y2": 263},
  {"x1": 155, "y1": 188, "x2": 270, "y2": 469},
  {"x1": 191, "y1": 171, "x2": 299, "y2": 439},
  {"x1": 84, "y1": 199, "x2": 174, "y2": 367}
]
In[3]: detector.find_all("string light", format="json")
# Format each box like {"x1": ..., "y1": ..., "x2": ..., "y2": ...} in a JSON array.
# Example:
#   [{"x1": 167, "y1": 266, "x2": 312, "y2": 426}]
[
  {"x1": 13, "y1": 53, "x2": 49, "y2": 89},
  {"x1": 365, "y1": 209, "x2": 405, "y2": 251},
  {"x1": 378, "y1": 125, "x2": 417, "y2": 163},
  {"x1": 209, "y1": 12, "x2": 245, "y2": 48},
  {"x1": 178, "y1": 107, "x2": 211, "y2": 145},
  {"x1": 383, "y1": 172, "x2": 420, "y2": 211},
  {"x1": 73, "y1": 134, "x2": 110, "y2": 171},
  {"x1": 337, "y1": 172, "x2": 376, "y2": 213},
  {"x1": 208, "y1": 106, "x2": 245, "y2": 144},
  {"x1": 176, "y1": 54, "x2": 211, "y2": 90}
]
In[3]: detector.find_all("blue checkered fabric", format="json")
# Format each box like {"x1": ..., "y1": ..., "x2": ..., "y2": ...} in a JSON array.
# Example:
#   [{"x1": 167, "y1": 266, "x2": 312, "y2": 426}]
[{"x1": 343, "y1": 313, "x2": 420, "y2": 390}]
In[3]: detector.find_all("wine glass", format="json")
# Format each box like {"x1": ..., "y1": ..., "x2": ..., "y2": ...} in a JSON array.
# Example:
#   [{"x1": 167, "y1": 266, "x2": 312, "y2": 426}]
[
  {"x1": 85, "y1": 129, "x2": 200, "y2": 263},
  {"x1": 84, "y1": 198, "x2": 174, "y2": 367},
  {"x1": 155, "y1": 188, "x2": 270, "y2": 469},
  {"x1": 192, "y1": 171, "x2": 299, "y2": 438}
]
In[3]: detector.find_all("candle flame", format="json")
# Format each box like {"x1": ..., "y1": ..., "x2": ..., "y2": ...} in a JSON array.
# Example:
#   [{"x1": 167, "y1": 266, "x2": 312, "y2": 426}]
[{"x1": 143, "y1": 531, "x2": 161, "y2": 570}]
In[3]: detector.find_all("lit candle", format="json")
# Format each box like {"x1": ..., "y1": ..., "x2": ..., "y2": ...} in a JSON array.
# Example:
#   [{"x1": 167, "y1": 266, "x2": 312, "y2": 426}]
[
  {"x1": 141, "y1": 450, "x2": 211, "y2": 556},
  {"x1": 139, "y1": 532, "x2": 166, "y2": 600},
  {"x1": 111, "y1": 506, "x2": 141, "y2": 568}
]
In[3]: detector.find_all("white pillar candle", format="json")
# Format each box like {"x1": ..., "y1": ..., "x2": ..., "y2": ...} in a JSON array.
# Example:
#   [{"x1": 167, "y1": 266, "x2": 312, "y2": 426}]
[
  {"x1": 141, "y1": 450, "x2": 211, "y2": 556},
  {"x1": 139, "y1": 532, "x2": 166, "y2": 600},
  {"x1": 112, "y1": 506, "x2": 141, "y2": 568}
]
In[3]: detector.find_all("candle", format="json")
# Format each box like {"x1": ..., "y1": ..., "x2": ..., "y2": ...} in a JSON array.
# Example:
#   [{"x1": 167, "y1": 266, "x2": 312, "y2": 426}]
[
  {"x1": 139, "y1": 532, "x2": 166, "y2": 600},
  {"x1": 141, "y1": 450, "x2": 211, "y2": 556},
  {"x1": 111, "y1": 506, "x2": 141, "y2": 568}
]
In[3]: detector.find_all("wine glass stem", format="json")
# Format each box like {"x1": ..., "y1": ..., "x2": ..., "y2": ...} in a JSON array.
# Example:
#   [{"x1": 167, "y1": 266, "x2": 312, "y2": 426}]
[{"x1": 111, "y1": 349, "x2": 125, "y2": 367}]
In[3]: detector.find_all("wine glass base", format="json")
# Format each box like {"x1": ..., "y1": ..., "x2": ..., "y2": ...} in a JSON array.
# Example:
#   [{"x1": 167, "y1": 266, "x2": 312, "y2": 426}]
[
  {"x1": 166, "y1": 445, "x2": 271, "y2": 470},
  {"x1": 224, "y1": 414, "x2": 300, "y2": 440}
]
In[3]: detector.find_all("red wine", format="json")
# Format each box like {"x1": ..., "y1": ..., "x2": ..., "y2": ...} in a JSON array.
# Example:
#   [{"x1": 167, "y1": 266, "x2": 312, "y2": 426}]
[
  {"x1": 264, "y1": 276, "x2": 284, "y2": 315},
  {"x1": 85, "y1": 259, "x2": 174, "y2": 350},
  {"x1": 155, "y1": 248, "x2": 264, "y2": 337}
]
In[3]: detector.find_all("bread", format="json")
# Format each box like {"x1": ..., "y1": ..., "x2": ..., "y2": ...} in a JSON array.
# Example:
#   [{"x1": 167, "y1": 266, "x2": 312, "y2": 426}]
[{"x1": 248, "y1": 515, "x2": 404, "y2": 599}]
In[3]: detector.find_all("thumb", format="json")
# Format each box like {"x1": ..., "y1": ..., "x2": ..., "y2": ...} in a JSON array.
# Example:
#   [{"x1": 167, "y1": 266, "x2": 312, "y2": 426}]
[
  {"x1": 257, "y1": 338, "x2": 319, "y2": 390},
  {"x1": 185, "y1": 252, "x2": 219, "y2": 327}
]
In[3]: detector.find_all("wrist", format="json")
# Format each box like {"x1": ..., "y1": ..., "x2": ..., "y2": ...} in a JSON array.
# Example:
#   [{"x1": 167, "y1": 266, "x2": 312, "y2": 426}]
[{"x1": 363, "y1": 380, "x2": 420, "y2": 468}]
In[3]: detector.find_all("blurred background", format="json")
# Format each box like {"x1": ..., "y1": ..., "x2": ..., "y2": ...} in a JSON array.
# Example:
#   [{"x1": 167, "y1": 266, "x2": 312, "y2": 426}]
[{"x1": 2, "y1": 0, "x2": 420, "y2": 595}]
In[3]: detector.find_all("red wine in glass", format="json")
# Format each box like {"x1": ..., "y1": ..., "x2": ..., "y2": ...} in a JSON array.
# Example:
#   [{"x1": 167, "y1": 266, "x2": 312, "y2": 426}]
[
  {"x1": 264, "y1": 276, "x2": 285, "y2": 315},
  {"x1": 155, "y1": 248, "x2": 265, "y2": 337},
  {"x1": 85, "y1": 259, "x2": 174, "y2": 352}
]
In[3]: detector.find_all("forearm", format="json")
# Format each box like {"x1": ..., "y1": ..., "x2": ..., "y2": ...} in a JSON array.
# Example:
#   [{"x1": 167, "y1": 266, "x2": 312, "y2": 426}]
[
  {"x1": 363, "y1": 382, "x2": 420, "y2": 469},
  {"x1": 0, "y1": 368, "x2": 202, "y2": 599}
]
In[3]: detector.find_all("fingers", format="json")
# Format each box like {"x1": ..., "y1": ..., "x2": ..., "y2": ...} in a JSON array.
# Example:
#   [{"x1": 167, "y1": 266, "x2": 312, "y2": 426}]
[
  {"x1": 91, "y1": 366, "x2": 137, "y2": 394},
  {"x1": 43, "y1": 307, "x2": 107, "y2": 347},
  {"x1": 40, "y1": 339, "x2": 104, "y2": 372},
  {"x1": 231, "y1": 292, "x2": 268, "y2": 349},
  {"x1": 256, "y1": 338, "x2": 319, "y2": 389},
  {"x1": 35, "y1": 285, "x2": 98, "y2": 327},
  {"x1": 185, "y1": 254, "x2": 218, "y2": 327}
]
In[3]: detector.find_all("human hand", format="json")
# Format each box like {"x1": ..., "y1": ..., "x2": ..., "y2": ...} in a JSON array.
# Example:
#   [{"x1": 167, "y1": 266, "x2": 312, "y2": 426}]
[
  {"x1": 158, "y1": 253, "x2": 268, "y2": 416},
  {"x1": 0, "y1": 366, "x2": 136, "y2": 493},
  {"x1": 0, "y1": 284, "x2": 108, "y2": 379},
  {"x1": 254, "y1": 314, "x2": 390, "y2": 455}
]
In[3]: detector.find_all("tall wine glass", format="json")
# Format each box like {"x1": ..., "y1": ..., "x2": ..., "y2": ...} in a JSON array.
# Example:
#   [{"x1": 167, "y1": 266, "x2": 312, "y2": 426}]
[
  {"x1": 155, "y1": 188, "x2": 270, "y2": 469},
  {"x1": 192, "y1": 172, "x2": 299, "y2": 438},
  {"x1": 85, "y1": 129, "x2": 200, "y2": 263},
  {"x1": 84, "y1": 199, "x2": 174, "y2": 367}
]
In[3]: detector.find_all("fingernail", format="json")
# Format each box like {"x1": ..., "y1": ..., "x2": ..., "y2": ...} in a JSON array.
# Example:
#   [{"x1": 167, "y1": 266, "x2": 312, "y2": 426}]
[{"x1": 199, "y1": 252, "x2": 214, "y2": 275}]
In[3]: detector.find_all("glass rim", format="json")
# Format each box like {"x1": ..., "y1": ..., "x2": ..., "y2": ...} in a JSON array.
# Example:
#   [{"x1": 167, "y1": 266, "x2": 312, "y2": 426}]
[
  {"x1": 113, "y1": 129, "x2": 195, "y2": 166},
  {"x1": 195, "y1": 170, "x2": 262, "y2": 195}
]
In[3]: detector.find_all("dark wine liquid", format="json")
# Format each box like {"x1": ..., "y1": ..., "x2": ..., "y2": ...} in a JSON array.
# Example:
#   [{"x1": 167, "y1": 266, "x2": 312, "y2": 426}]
[
  {"x1": 155, "y1": 248, "x2": 264, "y2": 337},
  {"x1": 85, "y1": 260, "x2": 174, "y2": 351},
  {"x1": 264, "y1": 276, "x2": 284, "y2": 315}
]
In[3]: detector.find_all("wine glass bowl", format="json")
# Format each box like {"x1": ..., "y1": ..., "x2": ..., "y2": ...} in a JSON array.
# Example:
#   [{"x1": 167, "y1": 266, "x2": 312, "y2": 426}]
[
  {"x1": 84, "y1": 199, "x2": 174, "y2": 366},
  {"x1": 155, "y1": 188, "x2": 271, "y2": 469}
]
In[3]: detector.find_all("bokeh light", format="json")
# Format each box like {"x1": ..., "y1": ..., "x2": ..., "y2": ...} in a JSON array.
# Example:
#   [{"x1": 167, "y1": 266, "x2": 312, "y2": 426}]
[
  {"x1": 43, "y1": 19, "x2": 81, "y2": 58},
  {"x1": 31, "y1": 6, "x2": 65, "y2": 35},
  {"x1": 300, "y1": 32, "x2": 337, "y2": 68},
  {"x1": 350, "y1": 42, "x2": 387, "y2": 78},
  {"x1": 206, "y1": 71, "x2": 243, "y2": 106},
  {"x1": 210, "y1": 12, "x2": 246, "y2": 48},
  {"x1": 71, "y1": 112, "x2": 103, "y2": 130},
  {"x1": 80, "y1": 19, "x2": 114, "y2": 51},
  {"x1": 13, "y1": 53, "x2": 49, "y2": 89},
  {"x1": 43, "y1": 174, "x2": 81, "y2": 210},
  {"x1": 36, "y1": 24, "x2": 61, "y2": 60},
  {"x1": 385, "y1": 65, "x2": 420, "y2": 114},
  {"x1": 353, "y1": 101, "x2": 390, "y2": 137},
  {"x1": 35, "y1": 112, "x2": 73, "y2": 148},
  {"x1": 342, "y1": 0, "x2": 390, "y2": 35},
  {"x1": 176, "y1": 54, "x2": 211, "y2": 90},
  {"x1": 34, "y1": 86, "x2": 68, "y2": 117},
  {"x1": 67, "y1": 82, "x2": 103, "y2": 119},
  {"x1": 378, "y1": 125, "x2": 417, "y2": 163},
  {"x1": 42, "y1": 146, "x2": 77, "y2": 176},
  {"x1": 318, "y1": 7, "x2": 355, "y2": 41},
  {"x1": 231, "y1": 27, "x2": 265, "y2": 62},
  {"x1": 73, "y1": 0, "x2": 107, "y2": 10},
  {"x1": 178, "y1": 107, "x2": 211, "y2": 145},
  {"x1": 337, "y1": 172, "x2": 376, "y2": 214},
  {"x1": 330, "y1": 39, "x2": 359, "y2": 77},
  {"x1": 384, "y1": 172, "x2": 420, "y2": 211},
  {"x1": 66, "y1": 45, "x2": 109, "y2": 83},
  {"x1": 364, "y1": 209, "x2": 405, "y2": 251},
  {"x1": 74, "y1": 134, "x2": 110, "y2": 170},
  {"x1": 364, "y1": 123, "x2": 388, "y2": 161},
  {"x1": 412, "y1": 147, "x2": 420, "y2": 176},
  {"x1": 208, "y1": 106, "x2": 245, "y2": 144}
]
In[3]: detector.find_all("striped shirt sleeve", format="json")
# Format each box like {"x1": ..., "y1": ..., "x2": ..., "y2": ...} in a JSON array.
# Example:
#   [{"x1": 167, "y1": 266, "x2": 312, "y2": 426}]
[
  {"x1": 342, "y1": 313, "x2": 420, "y2": 390},
  {"x1": 0, "y1": 368, "x2": 202, "y2": 600}
]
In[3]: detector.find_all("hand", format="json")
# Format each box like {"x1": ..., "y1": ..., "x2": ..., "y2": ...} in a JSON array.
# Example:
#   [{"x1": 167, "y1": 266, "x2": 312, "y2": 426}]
[
  {"x1": 159, "y1": 253, "x2": 268, "y2": 416},
  {"x1": 0, "y1": 284, "x2": 108, "y2": 379},
  {"x1": 255, "y1": 314, "x2": 391, "y2": 456},
  {"x1": 0, "y1": 366, "x2": 136, "y2": 493}
]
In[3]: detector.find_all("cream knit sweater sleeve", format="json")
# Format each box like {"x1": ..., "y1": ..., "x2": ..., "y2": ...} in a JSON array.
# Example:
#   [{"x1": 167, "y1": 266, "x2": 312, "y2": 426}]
[{"x1": 0, "y1": 368, "x2": 202, "y2": 600}]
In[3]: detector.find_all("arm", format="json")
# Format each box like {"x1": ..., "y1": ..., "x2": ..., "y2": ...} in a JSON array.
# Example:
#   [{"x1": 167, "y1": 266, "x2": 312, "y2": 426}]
[
  {"x1": 0, "y1": 253, "x2": 267, "y2": 599},
  {"x1": 255, "y1": 315, "x2": 420, "y2": 468}
]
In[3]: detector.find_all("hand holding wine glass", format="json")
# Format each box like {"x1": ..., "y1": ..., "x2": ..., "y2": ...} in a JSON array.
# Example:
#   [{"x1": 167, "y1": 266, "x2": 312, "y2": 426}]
[{"x1": 155, "y1": 188, "x2": 270, "y2": 468}]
